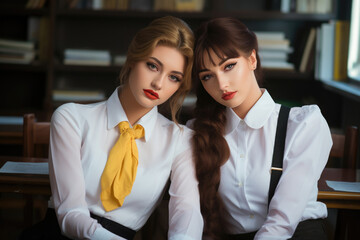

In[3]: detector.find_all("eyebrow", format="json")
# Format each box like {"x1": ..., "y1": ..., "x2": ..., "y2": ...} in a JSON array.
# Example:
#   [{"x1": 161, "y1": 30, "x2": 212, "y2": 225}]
[
  {"x1": 219, "y1": 57, "x2": 231, "y2": 66},
  {"x1": 198, "y1": 57, "x2": 232, "y2": 73},
  {"x1": 149, "y1": 57, "x2": 184, "y2": 76}
]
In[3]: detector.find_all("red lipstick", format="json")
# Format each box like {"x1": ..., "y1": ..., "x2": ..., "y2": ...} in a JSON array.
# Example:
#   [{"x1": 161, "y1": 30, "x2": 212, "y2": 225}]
[
  {"x1": 222, "y1": 91, "x2": 236, "y2": 100},
  {"x1": 143, "y1": 89, "x2": 159, "y2": 100}
]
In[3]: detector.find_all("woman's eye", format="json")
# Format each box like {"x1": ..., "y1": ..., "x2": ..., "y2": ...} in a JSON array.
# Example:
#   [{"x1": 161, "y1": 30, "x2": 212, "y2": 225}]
[
  {"x1": 169, "y1": 75, "x2": 181, "y2": 82},
  {"x1": 200, "y1": 74, "x2": 211, "y2": 81},
  {"x1": 225, "y1": 62, "x2": 236, "y2": 71},
  {"x1": 147, "y1": 62, "x2": 158, "y2": 71}
]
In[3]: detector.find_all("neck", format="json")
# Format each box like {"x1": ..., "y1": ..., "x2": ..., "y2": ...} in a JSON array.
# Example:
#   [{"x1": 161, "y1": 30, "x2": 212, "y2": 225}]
[
  {"x1": 232, "y1": 83, "x2": 262, "y2": 119},
  {"x1": 118, "y1": 85, "x2": 152, "y2": 126}
]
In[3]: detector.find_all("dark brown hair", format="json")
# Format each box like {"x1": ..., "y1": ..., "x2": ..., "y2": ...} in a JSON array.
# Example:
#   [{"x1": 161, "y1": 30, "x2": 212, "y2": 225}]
[{"x1": 191, "y1": 17, "x2": 262, "y2": 239}]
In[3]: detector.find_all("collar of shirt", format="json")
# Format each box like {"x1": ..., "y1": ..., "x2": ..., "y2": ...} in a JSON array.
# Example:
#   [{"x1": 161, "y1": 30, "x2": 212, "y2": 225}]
[
  {"x1": 105, "y1": 87, "x2": 157, "y2": 142},
  {"x1": 225, "y1": 89, "x2": 275, "y2": 134}
]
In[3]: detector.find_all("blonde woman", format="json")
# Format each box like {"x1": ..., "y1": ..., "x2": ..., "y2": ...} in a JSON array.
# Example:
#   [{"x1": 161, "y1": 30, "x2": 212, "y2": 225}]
[{"x1": 21, "y1": 16, "x2": 203, "y2": 240}]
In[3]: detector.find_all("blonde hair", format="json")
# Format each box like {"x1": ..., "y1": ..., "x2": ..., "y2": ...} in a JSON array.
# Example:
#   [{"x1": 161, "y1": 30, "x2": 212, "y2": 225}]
[{"x1": 119, "y1": 16, "x2": 194, "y2": 124}]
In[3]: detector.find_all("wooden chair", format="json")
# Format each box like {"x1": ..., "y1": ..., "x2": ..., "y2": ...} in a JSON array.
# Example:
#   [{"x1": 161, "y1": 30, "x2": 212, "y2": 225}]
[
  {"x1": 330, "y1": 126, "x2": 359, "y2": 240},
  {"x1": 329, "y1": 126, "x2": 358, "y2": 169},
  {"x1": 23, "y1": 113, "x2": 50, "y2": 158},
  {"x1": 22, "y1": 114, "x2": 50, "y2": 227},
  {"x1": 0, "y1": 114, "x2": 50, "y2": 229}
]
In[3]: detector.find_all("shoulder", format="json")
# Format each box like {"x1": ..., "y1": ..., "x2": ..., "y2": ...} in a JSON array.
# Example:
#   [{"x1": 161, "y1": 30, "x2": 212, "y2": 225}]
[
  {"x1": 156, "y1": 114, "x2": 193, "y2": 149},
  {"x1": 285, "y1": 104, "x2": 332, "y2": 147},
  {"x1": 51, "y1": 101, "x2": 106, "y2": 127},
  {"x1": 288, "y1": 104, "x2": 324, "y2": 126}
]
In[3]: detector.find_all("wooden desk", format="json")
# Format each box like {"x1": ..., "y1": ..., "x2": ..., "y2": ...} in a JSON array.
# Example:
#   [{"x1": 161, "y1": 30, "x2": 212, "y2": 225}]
[
  {"x1": 0, "y1": 159, "x2": 359, "y2": 210},
  {"x1": 0, "y1": 156, "x2": 50, "y2": 196},
  {"x1": 318, "y1": 168, "x2": 360, "y2": 209}
]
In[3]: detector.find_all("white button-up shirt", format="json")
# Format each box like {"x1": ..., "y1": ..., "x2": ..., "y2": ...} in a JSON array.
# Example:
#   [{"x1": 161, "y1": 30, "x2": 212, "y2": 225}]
[
  {"x1": 189, "y1": 89, "x2": 332, "y2": 240},
  {"x1": 48, "y1": 87, "x2": 203, "y2": 240}
]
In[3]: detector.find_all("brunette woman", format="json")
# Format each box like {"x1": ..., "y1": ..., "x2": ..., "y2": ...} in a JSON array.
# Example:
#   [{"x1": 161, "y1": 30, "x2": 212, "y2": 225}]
[{"x1": 189, "y1": 17, "x2": 332, "y2": 240}]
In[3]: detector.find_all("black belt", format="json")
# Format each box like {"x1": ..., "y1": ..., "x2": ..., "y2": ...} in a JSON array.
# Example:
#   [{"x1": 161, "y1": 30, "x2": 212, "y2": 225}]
[
  {"x1": 90, "y1": 212, "x2": 136, "y2": 240},
  {"x1": 226, "y1": 231, "x2": 256, "y2": 240}
]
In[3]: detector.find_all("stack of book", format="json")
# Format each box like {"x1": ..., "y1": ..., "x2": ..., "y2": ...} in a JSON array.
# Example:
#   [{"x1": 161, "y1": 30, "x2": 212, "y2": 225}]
[
  {"x1": 64, "y1": 49, "x2": 111, "y2": 66},
  {"x1": 315, "y1": 20, "x2": 350, "y2": 82},
  {"x1": 256, "y1": 31, "x2": 294, "y2": 70},
  {"x1": 66, "y1": 0, "x2": 205, "y2": 11},
  {"x1": 26, "y1": 0, "x2": 47, "y2": 8},
  {"x1": 0, "y1": 38, "x2": 36, "y2": 64},
  {"x1": 280, "y1": 0, "x2": 332, "y2": 13}
]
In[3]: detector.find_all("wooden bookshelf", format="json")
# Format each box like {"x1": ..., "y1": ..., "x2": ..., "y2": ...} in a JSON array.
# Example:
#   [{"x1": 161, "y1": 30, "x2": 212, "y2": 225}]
[{"x1": 0, "y1": 0, "x2": 346, "y2": 121}]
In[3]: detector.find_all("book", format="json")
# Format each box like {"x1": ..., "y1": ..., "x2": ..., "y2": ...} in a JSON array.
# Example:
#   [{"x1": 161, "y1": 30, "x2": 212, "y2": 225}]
[
  {"x1": 113, "y1": 55, "x2": 127, "y2": 65},
  {"x1": 299, "y1": 28, "x2": 316, "y2": 73},
  {"x1": 259, "y1": 45, "x2": 293, "y2": 52},
  {"x1": 174, "y1": 0, "x2": 205, "y2": 11},
  {"x1": 38, "y1": 17, "x2": 50, "y2": 61},
  {"x1": 0, "y1": 116, "x2": 23, "y2": 132},
  {"x1": 255, "y1": 31, "x2": 286, "y2": 41},
  {"x1": 64, "y1": 49, "x2": 111, "y2": 60},
  {"x1": 27, "y1": 17, "x2": 50, "y2": 61},
  {"x1": 261, "y1": 60, "x2": 294, "y2": 70},
  {"x1": 259, "y1": 50, "x2": 288, "y2": 61},
  {"x1": 154, "y1": 0, "x2": 175, "y2": 11},
  {"x1": 333, "y1": 21, "x2": 350, "y2": 81},
  {"x1": 0, "y1": 47, "x2": 36, "y2": 64},
  {"x1": 64, "y1": 58, "x2": 111, "y2": 66},
  {"x1": 314, "y1": 27, "x2": 322, "y2": 80},
  {"x1": 130, "y1": 0, "x2": 151, "y2": 11},
  {"x1": 280, "y1": 0, "x2": 291, "y2": 12},
  {"x1": 318, "y1": 21, "x2": 335, "y2": 81},
  {"x1": 258, "y1": 38, "x2": 290, "y2": 46},
  {"x1": 53, "y1": 90, "x2": 106, "y2": 102},
  {"x1": 315, "y1": 0, "x2": 332, "y2": 14},
  {"x1": 27, "y1": 17, "x2": 41, "y2": 42},
  {"x1": 26, "y1": 0, "x2": 47, "y2": 9},
  {"x1": 0, "y1": 161, "x2": 48, "y2": 175},
  {"x1": 116, "y1": 0, "x2": 129, "y2": 10},
  {"x1": 92, "y1": 0, "x2": 103, "y2": 9},
  {"x1": 280, "y1": 0, "x2": 296, "y2": 12},
  {"x1": 64, "y1": 49, "x2": 111, "y2": 66},
  {"x1": 0, "y1": 38, "x2": 35, "y2": 50}
]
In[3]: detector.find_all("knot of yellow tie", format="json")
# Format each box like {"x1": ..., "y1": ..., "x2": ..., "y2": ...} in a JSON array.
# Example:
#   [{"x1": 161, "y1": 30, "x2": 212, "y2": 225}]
[
  {"x1": 101, "y1": 121, "x2": 144, "y2": 212},
  {"x1": 119, "y1": 121, "x2": 144, "y2": 139}
]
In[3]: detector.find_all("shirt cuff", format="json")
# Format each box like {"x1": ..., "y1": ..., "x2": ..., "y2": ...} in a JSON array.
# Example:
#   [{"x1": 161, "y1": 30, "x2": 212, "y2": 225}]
[
  {"x1": 169, "y1": 234, "x2": 196, "y2": 240},
  {"x1": 91, "y1": 227, "x2": 125, "y2": 240}
]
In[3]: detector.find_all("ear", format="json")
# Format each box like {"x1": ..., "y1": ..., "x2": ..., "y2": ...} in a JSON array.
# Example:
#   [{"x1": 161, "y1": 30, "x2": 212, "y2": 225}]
[{"x1": 248, "y1": 49, "x2": 257, "y2": 70}]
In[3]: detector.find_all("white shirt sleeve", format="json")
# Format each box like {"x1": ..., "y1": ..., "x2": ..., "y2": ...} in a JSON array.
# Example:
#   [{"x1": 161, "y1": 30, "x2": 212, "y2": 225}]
[
  {"x1": 255, "y1": 106, "x2": 332, "y2": 239},
  {"x1": 49, "y1": 105, "x2": 120, "y2": 240},
  {"x1": 168, "y1": 149, "x2": 204, "y2": 240}
]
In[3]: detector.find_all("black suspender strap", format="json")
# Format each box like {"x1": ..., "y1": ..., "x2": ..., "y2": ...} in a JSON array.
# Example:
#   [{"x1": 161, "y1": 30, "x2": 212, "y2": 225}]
[{"x1": 268, "y1": 105, "x2": 290, "y2": 207}]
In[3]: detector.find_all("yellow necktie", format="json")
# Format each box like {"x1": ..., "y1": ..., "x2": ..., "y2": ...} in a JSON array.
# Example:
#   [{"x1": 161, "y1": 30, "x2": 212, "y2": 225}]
[{"x1": 101, "y1": 121, "x2": 145, "y2": 211}]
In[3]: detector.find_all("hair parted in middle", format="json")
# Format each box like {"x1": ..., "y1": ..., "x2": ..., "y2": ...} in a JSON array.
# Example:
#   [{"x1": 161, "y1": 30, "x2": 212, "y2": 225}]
[
  {"x1": 191, "y1": 17, "x2": 263, "y2": 240},
  {"x1": 119, "y1": 16, "x2": 194, "y2": 124}
]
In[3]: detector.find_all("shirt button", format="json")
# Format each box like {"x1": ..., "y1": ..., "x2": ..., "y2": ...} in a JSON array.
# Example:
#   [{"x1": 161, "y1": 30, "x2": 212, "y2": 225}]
[
  {"x1": 237, "y1": 182, "x2": 243, "y2": 187},
  {"x1": 240, "y1": 154, "x2": 245, "y2": 158},
  {"x1": 249, "y1": 214, "x2": 254, "y2": 219}
]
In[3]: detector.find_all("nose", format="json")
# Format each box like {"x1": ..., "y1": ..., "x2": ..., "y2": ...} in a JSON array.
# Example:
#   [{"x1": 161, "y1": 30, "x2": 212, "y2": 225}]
[
  {"x1": 217, "y1": 75, "x2": 229, "y2": 91},
  {"x1": 151, "y1": 74, "x2": 165, "y2": 90}
]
